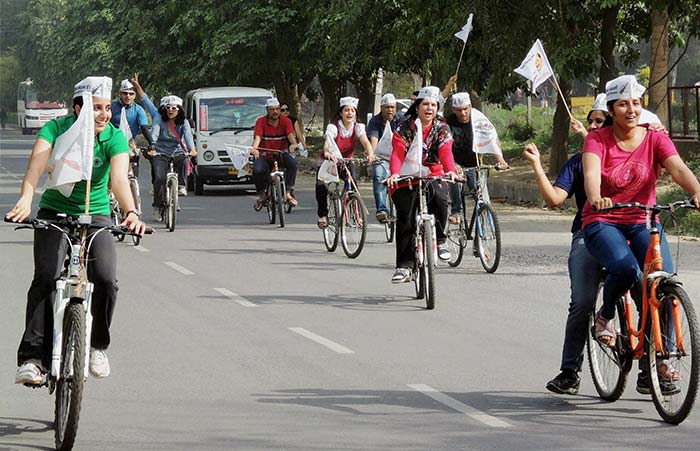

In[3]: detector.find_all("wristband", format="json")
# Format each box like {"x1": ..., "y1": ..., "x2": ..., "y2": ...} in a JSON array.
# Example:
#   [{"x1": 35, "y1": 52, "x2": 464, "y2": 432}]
[{"x1": 126, "y1": 210, "x2": 141, "y2": 218}]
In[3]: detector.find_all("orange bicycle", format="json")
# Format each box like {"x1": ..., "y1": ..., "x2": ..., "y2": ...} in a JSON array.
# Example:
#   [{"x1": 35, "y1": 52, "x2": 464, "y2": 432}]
[{"x1": 586, "y1": 200, "x2": 699, "y2": 424}]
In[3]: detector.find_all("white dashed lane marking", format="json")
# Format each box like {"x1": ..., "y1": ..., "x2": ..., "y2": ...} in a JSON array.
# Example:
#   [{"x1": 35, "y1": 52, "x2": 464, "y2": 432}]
[
  {"x1": 163, "y1": 261, "x2": 194, "y2": 275},
  {"x1": 214, "y1": 288, "x2": 257, "y2": 307},
  {"x1": 408, "y1": 384, "x2": 510, "y2": 428},
  {"x1": 288, "y1": 327, "x2": 355, "y2": 354}
]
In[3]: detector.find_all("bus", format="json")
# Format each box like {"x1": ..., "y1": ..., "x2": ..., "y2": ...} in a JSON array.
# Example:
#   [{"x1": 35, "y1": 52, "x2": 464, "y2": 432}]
[
  {"x1": 184, "y1": 87, "x2": 273, "y2": 195},
  {"x1": 17, "y1": 78, "x2": 68, "y2": 135}
]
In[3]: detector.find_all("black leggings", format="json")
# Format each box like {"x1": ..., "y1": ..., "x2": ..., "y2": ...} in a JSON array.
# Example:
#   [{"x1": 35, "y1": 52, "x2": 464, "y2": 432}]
[
  {"x1": 152, "y1": 154, "x2": 187, "y2": 208},
  {"x1": 18, "y1": 209, "x2": 118, "y2": 368},
  {"x1": 315, "y1": 162, "x2": 356, "y2": 218},
  {"x1": 391, "y1": 181, "x2": 448, "y2": 268}
]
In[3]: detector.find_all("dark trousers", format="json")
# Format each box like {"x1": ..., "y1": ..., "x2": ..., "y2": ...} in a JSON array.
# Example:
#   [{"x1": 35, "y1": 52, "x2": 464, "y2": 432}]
[
  {"x1": 253, "y1": 154, "x2": 298, "y2": 194},
  {"x1": 392, "y1": 181, "x2": 448, "y2": 268},
  {"x1": 18, "y1": 210, "x2": 119, "y2": 368},
  {"x1": 152, "y1": 154, "x2": 186, "y2": 208},
  {"x1": 315, "y1": 162, "x2": 356, "y2": 218}
]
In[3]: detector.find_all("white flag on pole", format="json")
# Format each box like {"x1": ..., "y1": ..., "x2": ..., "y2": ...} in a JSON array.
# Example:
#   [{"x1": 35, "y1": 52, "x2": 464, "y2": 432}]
[
  {"x1": 317, "y1": 132, "x2": 344, "y2": 183},
  {"x1": 399, "y1": 119, "x2": 423, "y2": 176},
  {"x1": 513, "y1": 39, "x2": 554, "y2": 91},
  {"x1": 46, "y1": 93, "x2": 95, "y2": 197},
  {"x1": 223, "y1": 144, "x2": 253, "y2": 171},
  {"x1": 454, "y1": 13, "x2": 474, "y2": 43},
  {"x1": 374, "y1": 121, "x2": 393, "y2": 160},
  {"x1": 118, "y1": 107, "x2": 133, "y2": 142},
  {"x1": 471, "y1": 108, "x2": 502, "y2": 156}
]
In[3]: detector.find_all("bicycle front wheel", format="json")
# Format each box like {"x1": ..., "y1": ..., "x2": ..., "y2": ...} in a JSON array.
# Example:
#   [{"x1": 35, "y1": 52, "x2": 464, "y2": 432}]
[
  {"x1": 445, "y1": 219, "x2": 465, "y2": 267},
  {"x1": 423, "y1": 222, "x2": 436, "y2": 310},
  {"x1": 166, "y1": 178, "x2": 177, "y2": 232},
  {"x1": 275, "y1": 176, "x2": 286, "y2": 228},
  {"x1": 586, "y1": 290, "x2": 631, "y2": 402},
  {"x1": 55, "y1": 300, "x2": 86, "y2": 451},
  {"x1": 267, "y1": 184, "x2": 276, "y2": 225},
  {"x1": 323, "y1": 194, "x2": 340, "y2": 252},
  {"x1": 130, "y1": 179, "x2": 142, "y2": 245},
  {"x1": 648, "y1": 284, "x2": 700, "y2": 424},
  {"x1": 384, "y1": 196, "x2": 396, "y2": 243},
  {"x1": 340, "y1": 193, "x2": 367, "y2": 259},
  {"x1": 474, "y1": 203, "x2": 501, "y2": 273}
]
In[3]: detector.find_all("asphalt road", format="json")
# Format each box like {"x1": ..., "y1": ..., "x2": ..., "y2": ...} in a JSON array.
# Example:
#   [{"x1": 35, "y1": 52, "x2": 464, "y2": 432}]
[{"x1": 2, "y1": 127, "x2": 700, "y2": 450}]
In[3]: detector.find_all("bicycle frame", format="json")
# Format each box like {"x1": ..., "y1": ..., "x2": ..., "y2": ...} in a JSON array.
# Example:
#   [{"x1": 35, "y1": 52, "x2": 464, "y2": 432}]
[
  {"x1": 625, "y1": 209, "x2": 684, "y2": 360},
  {"x1": 413, "y1": 177, "x2": 437, "y2": 267}
]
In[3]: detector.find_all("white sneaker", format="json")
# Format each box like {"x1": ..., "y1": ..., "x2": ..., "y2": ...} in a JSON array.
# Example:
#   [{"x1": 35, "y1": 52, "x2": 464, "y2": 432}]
[
  {"x1": 437, "y1": 243, "x2": 451, "y2": 261},
  {"x1": 89, "y1": 348, "x2": 110, "y2": 378},
  {"x1": 15, "y1": 360, "x2": 43, "y2": 385},
  {"x1": 178, "y1": 186, "x2": 188, "y2": 196},
  {"x1": 153, "y1": 209, "x2": 163, "y2": 222}
]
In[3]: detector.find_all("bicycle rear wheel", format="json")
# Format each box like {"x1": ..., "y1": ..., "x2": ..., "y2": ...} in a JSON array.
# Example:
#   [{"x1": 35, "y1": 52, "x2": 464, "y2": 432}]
[
  {"x1": 445, "y1": 219, "x2": 465, "y2": 267},
  {"x1": 130, "y1": 178, "x2": 142, "y2": 245},
  {"x1": 275, "y1": 176, "x2": 286, "y2": 228},
  {"x1": 423, "y1": 222, "x2": 436, "y2": 310},
  {"x1": 648, "y1": 284, "x2": 700, "y2": 424},
  {"x1": 340, "y1": 193, "x2": 367, "y2": 258},
  {"x1": 323, "y1": 193, "x2": 340, "y2": 252},
  {"x1": 166, "y1": 177, "x2": 177, "y2": 232},
  {"x1": 474, "y1": 203, "x2": 501, "y2": 273},
  {"x1": 586, "y1": 289, "x2": 631, "y2": 402},
  {"x1": 54, "y1": 300, "x2": 86, "y2": 451}
]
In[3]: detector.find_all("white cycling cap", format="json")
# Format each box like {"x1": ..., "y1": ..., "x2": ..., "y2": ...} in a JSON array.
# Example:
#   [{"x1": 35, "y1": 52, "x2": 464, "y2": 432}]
[
  {"x1": 74, "y1": 76, "x2": 112, "y2": 99},
  {"x1": 605, "y1": 75, "x2": 646, "y2": 103},
  {"x1": 339, "y1": 96, "x2": 359, "y2": 109},
  {"x1": 380, "y1": 93, "x2": 396, "y2": 106},
  {"x1": 119, "y1": 79, "x2": 135, "y2": 92},
  {"x1": 451, "y1": 92, "x2": 471, "y2": 108},
  {"x1": 591, "y1": 93, "x2": 607, "y2": 112},
  {"x1": 160, "y1": 95, "x2": 183, "y2": 107},
  {"x1": 265, "y1": 97, "x2": 280, "y2": 108},
  {"x1": 416, "y1": 86, "x2": 441, "y2": 104}
]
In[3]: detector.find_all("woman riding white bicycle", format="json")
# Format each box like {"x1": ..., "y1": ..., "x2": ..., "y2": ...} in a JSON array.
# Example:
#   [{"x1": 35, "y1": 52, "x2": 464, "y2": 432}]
[
  {"x1": 386, "y1": 86, "x2": 458, "y2": 283},
  {"x1": 6, "y1": 76, "x2": 146, "y2": 384},
  {"x1": 149, "y1": 95, "x2": 196, "y2": 221}
]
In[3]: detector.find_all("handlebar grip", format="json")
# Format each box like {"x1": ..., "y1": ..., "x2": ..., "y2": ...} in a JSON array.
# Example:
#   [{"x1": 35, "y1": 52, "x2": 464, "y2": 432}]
[{"x1": 4, "y1": 216, "x2": 32, "y2": 224}]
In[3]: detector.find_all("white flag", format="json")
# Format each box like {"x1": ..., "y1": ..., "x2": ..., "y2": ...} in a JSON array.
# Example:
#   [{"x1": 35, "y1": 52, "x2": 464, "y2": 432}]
[
  {"x1": 118, "y1": 107, "x2": 133, "y2": 142},
  {"x1": 318, "y1": 130, "x2": 344, "y2": 183},
  {"x1": 471, "y1": 108, "x2": 502, "y2": 156},
  {"x1": 454, "y1": 13, "x2": 474, "y2": 43},
  {"x1": 224, "y1": 144, "x2": 252, "y2": 171},
  {"x1": 399, "y1": 119, "x2": 423, "y2": 176},
  {"x1": 374, "y1": 121, "x2": 393, "y2": 160},
  {"x1": 513, "y1": 39, "x2": 554, "y2": 91},
  {"x1": 46, "y1": 93, "x2": 95, "y2": 197}
]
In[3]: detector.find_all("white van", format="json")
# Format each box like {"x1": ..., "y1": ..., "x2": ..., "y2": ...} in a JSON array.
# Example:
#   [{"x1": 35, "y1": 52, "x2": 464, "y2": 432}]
[{"x1": 185, "y1": 87, "x2": 273, "y2": 194}]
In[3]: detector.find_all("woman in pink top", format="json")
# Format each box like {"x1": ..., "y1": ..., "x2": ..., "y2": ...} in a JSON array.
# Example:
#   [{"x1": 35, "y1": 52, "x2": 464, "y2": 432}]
[{"x1": 582, "y1": 75, "x2": 700, "y2": 346}]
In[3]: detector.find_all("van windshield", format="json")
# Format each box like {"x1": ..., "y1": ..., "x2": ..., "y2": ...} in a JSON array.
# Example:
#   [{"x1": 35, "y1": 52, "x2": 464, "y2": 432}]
[{"x1": 199, "y1": 96, "x2": 268, "y2": 132}]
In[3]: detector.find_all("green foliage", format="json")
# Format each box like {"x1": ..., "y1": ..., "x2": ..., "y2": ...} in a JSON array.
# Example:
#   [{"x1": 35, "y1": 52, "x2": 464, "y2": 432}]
[
  {"x1": 0, "y1": 54, "x2": 21, "y2": 111},
  {"x1": 657, "y1": 186, "x2": 700, "y2": 236}
]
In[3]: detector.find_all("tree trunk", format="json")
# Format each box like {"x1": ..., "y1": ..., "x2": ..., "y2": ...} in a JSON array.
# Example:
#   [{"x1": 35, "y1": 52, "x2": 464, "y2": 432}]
[
  {"x1": 549, "y1": 78, "x2": 572, "y2": 176},
  {"x1": 597, "y1": 6, "x2": 618, "y2": 92},
  {"x1": 352, "y1": 75, "x2": 375, "y2": 125},
  {"x1": 319, "y1": 76, "x2": 342, "y2": 127},
  {"x1": 649, "y1": 6, "x2": 669, "y2": 126}
]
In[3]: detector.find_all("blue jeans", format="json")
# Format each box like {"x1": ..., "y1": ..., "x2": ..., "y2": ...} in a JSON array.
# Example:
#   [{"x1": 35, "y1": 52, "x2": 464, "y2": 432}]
[
  {"x1": 372, "y1": 160, "x2": 390, "y2": 213},
  {"x1": 583, "y1": 221, "x2": 673, "y2": 320},
  {"x1": 449, "y1": 168, "x2": 477, "y2": 215},
  {"x1": 561, "y1": 230, "x2": 603, "y2": 371}
]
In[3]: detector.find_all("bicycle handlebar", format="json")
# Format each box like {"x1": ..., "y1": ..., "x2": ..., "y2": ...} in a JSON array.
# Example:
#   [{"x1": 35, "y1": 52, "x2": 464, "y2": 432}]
[
  {"x1": 597, "y1": 200, "x2": 698, "y2": 213},
  {"x1": 384, "y1": 174, "x2": 462, "y2": 185},
  {"x1": 4, "y1": 216, "x2": 154, "y2": 237}
]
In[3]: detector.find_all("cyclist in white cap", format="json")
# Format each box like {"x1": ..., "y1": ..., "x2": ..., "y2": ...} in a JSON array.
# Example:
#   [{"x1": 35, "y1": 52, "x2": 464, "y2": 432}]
[{"x1": 7, "y1": 76, "x2": 146, "y2": 384}]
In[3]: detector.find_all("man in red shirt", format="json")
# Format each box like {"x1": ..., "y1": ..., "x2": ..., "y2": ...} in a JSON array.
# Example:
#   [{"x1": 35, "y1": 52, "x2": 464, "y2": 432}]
[{"x1": 252, "y1": 98, "x2": 299, "y2": 210}]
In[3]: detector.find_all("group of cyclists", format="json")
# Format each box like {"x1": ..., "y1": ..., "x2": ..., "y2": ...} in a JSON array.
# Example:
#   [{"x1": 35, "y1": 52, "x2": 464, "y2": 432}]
[{"x1": 6, "y1": 72, "x2": 700, "y2": 415}]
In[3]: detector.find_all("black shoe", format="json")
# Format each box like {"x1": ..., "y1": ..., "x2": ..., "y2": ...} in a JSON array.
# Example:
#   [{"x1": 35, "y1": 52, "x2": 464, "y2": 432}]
[
  {"x1": 636, "y1": 372, "x2": 681, "y2": 396},
  {"x1": 546, "y1": 371, "x2": 580, "y2": 395}
]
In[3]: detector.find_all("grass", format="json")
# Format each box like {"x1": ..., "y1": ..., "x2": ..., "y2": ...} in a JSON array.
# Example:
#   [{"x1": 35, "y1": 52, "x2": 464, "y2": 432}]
[{"x1": 656, "y1": 186, "x2": 700, "y2": 237}]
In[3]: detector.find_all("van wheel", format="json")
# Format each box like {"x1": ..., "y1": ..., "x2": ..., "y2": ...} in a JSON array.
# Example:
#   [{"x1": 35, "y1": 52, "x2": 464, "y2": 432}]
[{"x1": 194, "y1": 175, "x2": 204, "y2": 195}]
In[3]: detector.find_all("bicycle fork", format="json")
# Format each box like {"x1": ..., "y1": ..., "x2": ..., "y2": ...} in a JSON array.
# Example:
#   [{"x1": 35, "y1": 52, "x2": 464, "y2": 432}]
[{"x1": 51, "y1": 243, "x2": 94, "y2": 381}]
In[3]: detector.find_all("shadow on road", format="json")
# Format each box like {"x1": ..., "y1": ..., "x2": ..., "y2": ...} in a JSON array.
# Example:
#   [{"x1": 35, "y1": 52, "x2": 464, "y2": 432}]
[
  {"x1": 205, "y1": 292, "x2": 424, "y2": 311},
  {"x1": 0, "y1": 416, "x2": 54, "y2": 450}
]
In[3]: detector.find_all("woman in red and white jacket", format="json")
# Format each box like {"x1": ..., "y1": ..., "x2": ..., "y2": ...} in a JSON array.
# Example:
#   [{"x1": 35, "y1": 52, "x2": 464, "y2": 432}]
[
  {"x1": 315, "y1": 96, "x2": 374, "y2": 228},
  {"x1": 386, "y1": 86, "x2": 457, "y2": 283}
]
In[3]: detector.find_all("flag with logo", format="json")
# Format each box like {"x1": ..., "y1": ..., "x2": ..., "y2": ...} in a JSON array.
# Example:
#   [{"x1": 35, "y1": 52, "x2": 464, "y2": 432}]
[
  {"x1": 118, "y1": 107, "x2": 133, "y2": 142},
  {"x1": 46, "y1": 93, "x2": 95, "y2": 197},
  {"x1": 317, "y1": 133, "x2": 344, "y2": 183},
  {"x1": 471, "y1": 108, "x2": 502, "y2": 156},
  {"x1": 224, "y1": 144, "x2": 252, "y2": 171},
  {"x1": 513, "y1": 39, "x2": 554, "y2": 91},
  {"x1": 374, "y1": 121, "x2": 393, "y2": 160}
]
